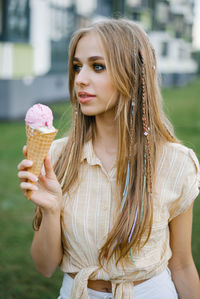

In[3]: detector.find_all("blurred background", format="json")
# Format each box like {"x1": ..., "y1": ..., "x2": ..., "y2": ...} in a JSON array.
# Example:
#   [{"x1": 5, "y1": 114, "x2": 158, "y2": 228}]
[{"x1": 0, "y1": 0, "x2": 199, "y2": 298}]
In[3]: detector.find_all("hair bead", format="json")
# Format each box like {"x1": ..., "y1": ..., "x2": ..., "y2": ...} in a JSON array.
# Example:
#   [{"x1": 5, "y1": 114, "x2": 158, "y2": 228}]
[{"x1": 140, "y1": 50, "x2": 153, "y2": 195}]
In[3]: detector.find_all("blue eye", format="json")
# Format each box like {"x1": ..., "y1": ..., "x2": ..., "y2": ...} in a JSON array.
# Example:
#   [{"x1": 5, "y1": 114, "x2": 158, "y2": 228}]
[
  {"x1": 93, "y1": 64, "x2": 105, "y2": 72},
  {"x1": 73, "y1": 64, "x2": 82, "y2": 72}
]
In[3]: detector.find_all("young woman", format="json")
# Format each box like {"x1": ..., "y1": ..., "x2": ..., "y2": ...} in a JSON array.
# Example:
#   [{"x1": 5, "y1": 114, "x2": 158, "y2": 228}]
[{"x1": 18, "y1": 19, "x2": 200, "y2": 299}]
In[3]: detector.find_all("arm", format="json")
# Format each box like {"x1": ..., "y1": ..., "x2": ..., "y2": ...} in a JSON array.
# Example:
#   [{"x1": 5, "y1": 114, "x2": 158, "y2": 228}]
[
  {"x1": 31, "y1": 208, "x2": 63, "y2": 278},
  {"x1": 168, "y1": 203, "x2": 200, "y2": 299},
  {"x1": 18, "y1": 147, "x2": 63, "y2": 277}
]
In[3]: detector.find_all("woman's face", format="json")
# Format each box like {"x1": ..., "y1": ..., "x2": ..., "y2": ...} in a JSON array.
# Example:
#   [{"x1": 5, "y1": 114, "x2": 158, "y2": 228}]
[{"x1": 73, "y1": 31, "x2": 118, "y2": 117}]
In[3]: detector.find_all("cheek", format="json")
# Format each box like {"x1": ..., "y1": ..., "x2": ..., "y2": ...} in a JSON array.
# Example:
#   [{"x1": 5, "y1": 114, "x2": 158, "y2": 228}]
[
  {"x1": 97, "y1": 77, "x2": 116, "y2": 95},
  {"x1": 104, "y1": 83, "x2": 118, "y2": 103}
]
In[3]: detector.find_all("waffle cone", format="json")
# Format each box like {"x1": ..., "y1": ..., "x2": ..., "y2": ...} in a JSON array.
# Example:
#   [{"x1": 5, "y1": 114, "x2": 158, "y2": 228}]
[{"x1": 25, "y1": 125, "x2": 57, "y2": 198}]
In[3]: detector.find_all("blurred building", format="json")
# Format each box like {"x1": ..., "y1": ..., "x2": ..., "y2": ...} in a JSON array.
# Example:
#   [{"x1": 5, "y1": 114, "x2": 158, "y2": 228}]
[
  {"x1": 0, "y1": 0, "x2": 76, "y2": 119},
  {"x1": 0, "y1": 0, "x2": 198, "y2": 119},
  {"x1": 126, "y1": 0, "x2": 197, "y2": 86},
  {"x1": 75, "y1": 0, "x2": 198, "y2": 87}
]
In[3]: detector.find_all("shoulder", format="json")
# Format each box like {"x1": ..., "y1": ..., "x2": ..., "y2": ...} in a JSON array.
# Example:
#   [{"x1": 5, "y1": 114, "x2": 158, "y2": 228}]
[
  {"x1": 49, "y1": 136, "x2": 69, "y2": 165},
  {"x1": 160, "y1": 141, "x2": 193, "y2": 156},
  {"x1": 159, "y1": 141, "x2": 200, "y2": 196},
  {"x1": 161, "y1": 143, "x2": 200, "y2": 219},
  {"x1": 158, "y1": 142, "x2": 199, "y2": 172},
  {"x1": 156, "y1": 141, "x2": 200, "y2": 198}
]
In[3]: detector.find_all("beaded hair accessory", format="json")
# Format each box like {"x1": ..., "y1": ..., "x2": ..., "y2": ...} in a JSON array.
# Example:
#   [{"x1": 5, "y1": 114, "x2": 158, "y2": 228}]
[
  {"x1": 139, "y1": 50, "x2": 152, "y2": 195},
  {"x1": 120, "y1": 50, "x2": 152, "y2": 263}
]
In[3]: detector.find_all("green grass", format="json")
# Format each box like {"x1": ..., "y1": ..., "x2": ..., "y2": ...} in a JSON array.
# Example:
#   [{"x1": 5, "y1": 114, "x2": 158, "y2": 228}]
[
  {"x1": 162, "y1": 79, "x2": 200, "y2": 274},
  {"x1": 162, "y1": 78, "x2": 200, "y2": 153},
  {"x1": 0, "y1": 78, "x2": 200, "y2": 298},
  {"x1": 0, "y1": 101, "x2": 72, "y2": 298}
]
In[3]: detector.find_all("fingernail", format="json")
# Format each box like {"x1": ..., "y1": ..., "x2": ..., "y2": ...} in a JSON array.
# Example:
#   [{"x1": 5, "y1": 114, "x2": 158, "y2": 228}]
[
  {"x1": 32, "y1": 176, "x2": 38, "y2": 182},
  {"x1": 21, "y1": 182, "x2": 27, "y2": 188},
  {"x1": 26, "y1": 161, "x2": 33, "y2": 166},
  {"x1": 33, "y1": 185, "x2": 38, "y2": 191}
]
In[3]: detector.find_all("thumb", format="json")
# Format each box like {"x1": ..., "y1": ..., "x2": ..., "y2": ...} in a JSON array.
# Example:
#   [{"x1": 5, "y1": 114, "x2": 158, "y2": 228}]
[{"x1": 44, "y1": 155, "x2": 57, "y2": 180}]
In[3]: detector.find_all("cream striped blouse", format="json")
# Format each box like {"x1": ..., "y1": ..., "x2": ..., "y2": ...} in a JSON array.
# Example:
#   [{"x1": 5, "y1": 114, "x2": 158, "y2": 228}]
[{"x1": 50, "y1": 137, "x2": 200, "y2": 299}]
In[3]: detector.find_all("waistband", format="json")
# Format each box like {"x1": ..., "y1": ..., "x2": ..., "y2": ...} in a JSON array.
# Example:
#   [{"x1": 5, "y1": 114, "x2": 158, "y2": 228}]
[{"x1": 61, "y1": 267, "x2": 174, "y2": 299}]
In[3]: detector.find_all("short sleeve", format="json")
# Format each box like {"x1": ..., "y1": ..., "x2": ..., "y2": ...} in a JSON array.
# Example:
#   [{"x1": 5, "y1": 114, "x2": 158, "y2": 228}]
[{"x1": 169, "y1": 149, "x2": 200, "y2": 220}]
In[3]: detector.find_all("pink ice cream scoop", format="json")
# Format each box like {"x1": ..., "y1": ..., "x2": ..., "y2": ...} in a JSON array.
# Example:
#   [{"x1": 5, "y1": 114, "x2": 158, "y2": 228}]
[
  {"x1": 25, "y1": 103, "x2": 53, "y2": 129},
  {"x1": 24, "y1": 103, "x2": 58, "y2": 199}
]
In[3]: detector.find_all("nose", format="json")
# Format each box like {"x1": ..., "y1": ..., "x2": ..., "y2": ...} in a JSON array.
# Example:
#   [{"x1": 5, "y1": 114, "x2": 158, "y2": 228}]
[{"x1": 75, "y1": 66, "x2": 89, "y2": 86}]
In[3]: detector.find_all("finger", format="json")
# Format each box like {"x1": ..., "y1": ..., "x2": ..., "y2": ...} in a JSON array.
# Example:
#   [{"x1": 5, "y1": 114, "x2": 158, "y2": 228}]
[
  {"x1": 17, "y1": 159, "x2": 33, "y2": 171},
  {"x1": 23, "y1": 145, "x2": 27, "y2": 157},
  {"x1": 44, "y1": 155, "x2": 57, "y2": 180},
  {"x1": 18, "y1": 171, "x2": 38, "y2": 183},
  {"x1": 20, "y1": 181, "x2": 38, "y2": 191}
]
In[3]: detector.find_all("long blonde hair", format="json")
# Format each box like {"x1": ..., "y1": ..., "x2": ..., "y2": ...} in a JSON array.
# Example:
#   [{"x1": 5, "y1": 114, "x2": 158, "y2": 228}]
[{"x1": 33, "y1": 19, "x2": 178, "y2": 264}]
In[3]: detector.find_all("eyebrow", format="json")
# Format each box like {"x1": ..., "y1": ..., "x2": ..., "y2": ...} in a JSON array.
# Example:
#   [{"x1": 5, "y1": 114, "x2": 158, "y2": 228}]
[{"x1": 73, "y1": 56, "x2": 104, "y2": 62}]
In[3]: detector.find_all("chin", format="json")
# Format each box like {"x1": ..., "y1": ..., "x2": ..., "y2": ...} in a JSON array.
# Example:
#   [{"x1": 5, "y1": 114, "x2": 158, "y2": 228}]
[
  {"x1": 80, "y1": 110, "x2": 96, "y2": 116},
  {"x1": 80, "y1": 106, "x2": 100, "y2": 116}
]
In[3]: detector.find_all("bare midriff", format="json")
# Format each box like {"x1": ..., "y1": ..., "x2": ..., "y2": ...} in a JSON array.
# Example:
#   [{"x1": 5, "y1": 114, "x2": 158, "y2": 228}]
[{"x1": 68, "y1": 273, "x2": 147, "y2": 293}]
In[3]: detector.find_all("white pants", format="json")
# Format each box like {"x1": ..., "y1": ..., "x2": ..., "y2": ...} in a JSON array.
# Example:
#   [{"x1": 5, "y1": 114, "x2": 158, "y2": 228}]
[{"x1": 58, "y1": 268, "x2": 178, "y2": 299}]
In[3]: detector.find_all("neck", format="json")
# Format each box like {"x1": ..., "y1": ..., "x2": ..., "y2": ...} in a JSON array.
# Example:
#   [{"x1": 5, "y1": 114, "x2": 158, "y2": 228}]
[{"x1": 94, "y1": 113, "x2": 118, "y2": 152}]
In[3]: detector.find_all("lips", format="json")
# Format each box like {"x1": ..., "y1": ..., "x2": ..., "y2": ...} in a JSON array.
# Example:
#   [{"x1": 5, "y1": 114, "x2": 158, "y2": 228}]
[{"x1": 78, "y1": 92, "x2": 96, "y2": 104}]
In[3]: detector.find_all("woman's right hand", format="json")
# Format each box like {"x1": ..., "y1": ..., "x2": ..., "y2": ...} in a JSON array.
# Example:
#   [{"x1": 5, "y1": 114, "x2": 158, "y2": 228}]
[{"x1": 17, "y1": 146, "x2": 63, "y2": 214}]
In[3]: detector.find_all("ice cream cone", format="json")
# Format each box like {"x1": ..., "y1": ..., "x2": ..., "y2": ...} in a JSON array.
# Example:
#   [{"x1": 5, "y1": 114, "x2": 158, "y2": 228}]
[{"x1": 26, "y1": 124, "x2": 57, "y2": 198}]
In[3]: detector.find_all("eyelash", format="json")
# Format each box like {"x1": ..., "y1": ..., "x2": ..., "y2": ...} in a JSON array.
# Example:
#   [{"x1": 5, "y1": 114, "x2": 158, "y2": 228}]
[
  {"x1": 93, "y1": 63, "x2": 105, "y2": 71},
  {"x1": 72, "y1": 63, "x2": 105, "y2": 73},
  {"x1": 73, "y1": 64, "x2": 81, "y2": 72}
]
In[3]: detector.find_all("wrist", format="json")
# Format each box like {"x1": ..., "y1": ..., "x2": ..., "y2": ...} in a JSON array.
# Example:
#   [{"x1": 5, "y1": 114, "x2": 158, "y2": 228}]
[
  {"x1": 42, "y1": 193, "x2": 62, "y2": 216},
  {"x1": 41, "y1": 205, "x2": 61, "y2": 217}
]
